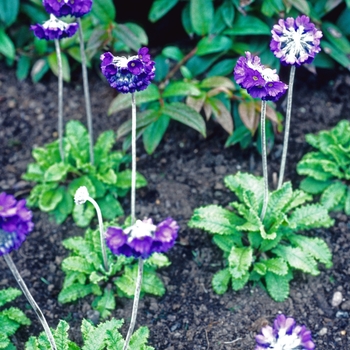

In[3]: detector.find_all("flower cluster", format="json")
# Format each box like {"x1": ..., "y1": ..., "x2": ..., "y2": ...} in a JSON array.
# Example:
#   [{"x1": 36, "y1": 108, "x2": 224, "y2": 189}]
[
  {"x1": 255, "y1": 314, "x2": 315, "y2": 350},
  {"x1": 100, "y1": 47, "x2": 156, "y2": 94},
  {"x1": 234, "y1": 52, "x2": 288, "y2": 101},
  {"x1": 30, "y1": 14, "x2": 79, "y2": 41},
  {"x1": 270, "y1": 15, "x2": 322, "y2": 66},
  {"x1": 106, "y1": 218, "x2": 178, "y2": 259},
  {"x1": 43, "y1": 0, "x2": 93, "y2": 18},
  {"x1": 0, "y1": 193, "x2": 34, "y2": 256}
]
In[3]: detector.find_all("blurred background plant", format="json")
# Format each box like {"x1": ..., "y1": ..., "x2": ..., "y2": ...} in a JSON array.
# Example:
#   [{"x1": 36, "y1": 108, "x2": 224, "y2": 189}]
[{"x1": 2, "y1": 0, "x2": 350, "y2": 154}]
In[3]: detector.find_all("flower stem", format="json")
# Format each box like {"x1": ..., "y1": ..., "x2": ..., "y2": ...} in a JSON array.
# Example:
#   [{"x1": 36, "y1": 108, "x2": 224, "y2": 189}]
[
  {"x1": 277, "y1": 65, "x2": 296, "y2": 189},
  {"x1": 78, "y1": 18, "x2": 94, "y2": 165},
  {"x1": 260, "y1": 100, "x2": 268, "y2": 221},
  {"x1": 86, "y1": 196, "x2": 109, "y2": 272},
  {"x1": 54, "y1": 39, "x2": 64, "y2": 162},
  {"x1": 131, "y1": 93, "x2": 137, "y2": 225},
  {"x1": 4, "y1": 254, "x2": 57, "y2": 350},
  {"x1": 123, "y1": 258, "x2": 144, "y2": 350}
]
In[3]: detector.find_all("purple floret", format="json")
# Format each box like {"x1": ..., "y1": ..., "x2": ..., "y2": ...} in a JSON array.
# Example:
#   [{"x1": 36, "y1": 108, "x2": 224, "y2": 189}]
[
  {"x1": 234, "y1": 52, "x2": 288, "y2": 101},
  {"x1": 43, "y1": 0, "x2": 93, "y2": 18},
  {"x1": 0, "y1": 193, "x2": 34, "y2": 256},
  {"x1": 270, "y1": 15, "x2": 322, "y2": 66},
  {"x1": 106, "y1": 217, "x2": 178, "y2": 259},
  {"x1": 255, "y1": 314, "x2": 315, "y2": 350},
  {"x1": 30, "y1": 14, "x2": 78, "y2": 41},
  {"x1": 100, "y1": 47, "x2": 156, "y2": 94}
]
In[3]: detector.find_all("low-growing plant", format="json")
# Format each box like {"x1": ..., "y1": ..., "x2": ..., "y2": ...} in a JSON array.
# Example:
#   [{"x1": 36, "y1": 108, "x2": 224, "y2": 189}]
[
  {"x1": 188, "y1": 172, "x2": 334, "y2": 302},
  {"x1": 25, "y1": 318, "x2": 154, "y2": 350},
  {"x1": 58, "y1": 222, "x2": 170, "y2": 319},
  {"x1": 0, "y1": 287, "x2": 31, "y2": 349},
  {"x1": 297, "y1": 119, "x2": 350, "y2": 215},
  {"x1": 22, "y1": 120, "x2": 147, "y2": 227}
]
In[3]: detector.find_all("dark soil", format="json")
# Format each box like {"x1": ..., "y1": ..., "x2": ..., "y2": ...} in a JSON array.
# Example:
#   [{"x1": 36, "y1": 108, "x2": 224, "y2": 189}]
[{"x1": 1, "y1": 64, "x2": 350, "y2": 350}]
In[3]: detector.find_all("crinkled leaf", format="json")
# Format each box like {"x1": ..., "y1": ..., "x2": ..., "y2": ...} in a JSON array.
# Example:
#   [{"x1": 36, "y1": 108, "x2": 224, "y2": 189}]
[
  {"x1": 96, "y1": 194, "x2": 124, "y2": 220},
  {"x1": 129, "y1": 326, "x2": 154, "y2": 350},
  {"x1": 289, "y1": 204, "x2": 334, "y2": 229},
  {"x1": 58, "y1": 283, "x2": 97, "y2": 304},
  {"x1": 52, "y1": 188, "x2": 74, "y2": 224},
  {"x1": 62, "y1": 257, "x2": 95, "y2": 275},
  {"x1": 320, "y1": 181, "x2": 347, "y2": 210},
  {"x1": 231, "y1": 271, "x2": 249, "y2": 291},
  {"x1": 188, "y1": 204, "x2": 244, "y2": 235},
  {"x1": 53, "y1": 320, "x2": 70, "y2": 350},
  {"x1": 93, "y1": 130, "x2": 115, "y2": 166},
  {"x1": 212, "y1": 268, "x2": 231, "y2": 294},
  {"x1": 73, "y1": 202, "x2": 96, "y2": 228},
  {"x1": 262, "y1": 258, "x2": 288, "y2": 276},
  {"x1": 116, "y1": 169, "x2": 147, "y2": 189},
  {"x1": 212, "y1": 234, "x2": 242, "y2": 252},
  {"x1": 92, "y1": 287, "x2": 115, "y2": 319},
  {"x1": 39, "y1": 187, "x2": 63, "y2": 212},
  {"x1": 265, "y1": 271, "x2": 290, "y2": 302},
  {"x1": 0, "y1": 288, "x2": 22, "y2": 308},
  {"x1": 66, "y1": 121, "x2": 90, "y2": 164},
  {"x1": 297, "y1": 158, "x2": 336, "y2": 181},
  {"x1": 299, "y1": 177, "x2": 333, "y2": 194},
  {"x1": 44, "y1": 163, "x2": 70, "y2": 182},
  {"x1": 228, "y1": 246, "x2": 253, "y2": 279}
]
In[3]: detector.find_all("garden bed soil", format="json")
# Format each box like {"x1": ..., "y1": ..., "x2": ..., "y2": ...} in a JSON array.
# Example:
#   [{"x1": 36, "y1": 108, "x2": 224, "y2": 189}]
[{"x1": 1, "y1": 64, "x2": 350, "y2": 350}]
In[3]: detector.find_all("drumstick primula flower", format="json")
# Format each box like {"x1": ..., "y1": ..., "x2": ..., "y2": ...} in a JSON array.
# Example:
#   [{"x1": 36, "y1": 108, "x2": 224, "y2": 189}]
[
  {"x1": 42, "y1": 0, "x2": 93, "y2": 18},
  {"x1": 30, "y1": 14, "x2": 78, "y2": 40},
  {"x1": 100, "y1": 47, "x2": 156, "y2": 94},
  {"x1": 270, "y1": 15, "x2": 322, "y2": 66},
  {"x1": 0, "y1": 193, "x2": 34, "y2": 256},
  {"x1": 255, "y1": 314, "x2": 315, "y2": 350},
  {"x1": 106, "y1": 218, "x2": 179, "y2": 259},
  {"x1": 234, "y1": 51, "x2": 288, "y2": 101}
]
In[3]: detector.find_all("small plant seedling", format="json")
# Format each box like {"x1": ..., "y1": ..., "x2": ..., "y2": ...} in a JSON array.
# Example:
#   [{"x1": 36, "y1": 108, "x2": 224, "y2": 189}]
[
  {"x1": 23, "y1": 120, "x2": 147, "y2": 227},
  {"x1": 297, "y1": 119, "x2": 350, "y2": 214},
  {"x1": 189, "y1": 172, "x2": 334, "y2": 301}
]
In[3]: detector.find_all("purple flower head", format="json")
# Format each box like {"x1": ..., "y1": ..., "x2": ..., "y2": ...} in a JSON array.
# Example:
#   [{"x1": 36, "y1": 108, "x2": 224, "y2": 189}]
[
  {"x1": 106, "y1": 217, "x2": 178, "y2": 259},
  {"x1": 255, "y1": 314, "x2": 315, "y2": 350},
  {"x1": 0, "y1": 193, "x2": 34, "y2": 256},
  {"x1": 43, "y1": 0, "x2": 92, "y2": 18},
  {"x1": 234, "y1": 52, "x2": 288, "y2": 101},
  {"x1": 270, "y1": 15, "x2": 323, "y2": 66},
  {"x1": 100, "y1": 47, "x2": 156, "y2": 94},
  {"x1": 30, "y1": 14, "x2": 78, "y2": 41}
]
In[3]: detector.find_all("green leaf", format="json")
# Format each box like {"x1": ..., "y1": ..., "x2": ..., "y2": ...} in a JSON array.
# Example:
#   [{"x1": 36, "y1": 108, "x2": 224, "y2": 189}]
[
  {"x1": 320, "y1": 181, "x2": 347, "y2": 210},
  {"x1": 143, "y1": 114, "x2": 170, "y2": 154},
  {"x1": 44, "y1": 163, "x2": 70, "y2": 182},
  {"x1": 47, "y1": 51, "x2": 71, "y2": 83},
  {"x1": 289, "y1": 203, "x2": 334, "y2": 229},
  {"x1": 345, "y1": 187, "x2": 350, "y2": 215},
  {"x1": 116, "y1": 169, "x2": 147, "y2": 189},
  {"x1": 190, "y1": 0, "x2": 214, "y2": 35},
  {"x1": 297, "y1": 157, "x2": 335, "y2": 181},
  {"x1": 188, "y1": 204, "x2": 244, "y2": 235},
  {"x1": 162, "y1": 102, "x2": 206, "y2": 137},
  {"x1": 2, "y1": 307, "x2": 30, "y2": 326},
  {"x1": 39, "y1": 188, "x2": 63, "y2": 212},
  {"x1": 253, "y1": 262, "x2": 267, "y2": 275},
  {"x1": 108, "y1": 84, "x2": 160, "y2": 115},
  {"x1": 200, "y1": 76, "x2": 235, "y2": 90},
  {"x1": 212, "y1": 235, "x2": 242, "y2": 252},
  {"x1": 207, "y1": 58, "x2": 236, "y2": 77},
  {"x1": 97, "y1": 169, "x2": 117, "y2": 185},
  {"x1": 162, "y1": 46, "x2": 184, "y2": 61},
  {"x1": 0, "y1": 0, "x2": 19, "y2": 27},
  {"x1": 0, "y1": 28, "x2": 15, "y2": 60},
  {"x1": 92, "y1": 287, "x2": 115, "y2": 319},
  {"x1": 148, "y1": 0, "x2": 178, "y2": 22},
  {"x1": 113, "y1": 24, "x2": 143, "y2": 52},
  {"x1": 129, "y1": 327, "x2": 154, "y2": 350},
  {"x1": 53, "y1": 320, "x2": 70, "y2": 350},
  {"x1": 231, "y1": 271, "x2": 249, "y2": 291},
  {"x1": 16, "y1": 55, "x2": 31, "y2": 81},
  {"x1": 145, "y1": 253, "x2": 171, "y2": 268},
  {"x1": 224, "y1": 15, "x2": 270, "y2": 35},
  {"x1": 197, "y1": 35, "x2": 233, "y2": 55},
  {"x1": 228, "y1": 246, "x2": 253, "y2": 279},
  {"x1": 142, "y1": 268, "x2": 165, "y2": 296},
  {"x1": 22, "y1": 163, "x2": 44, "y2": 182},
  {"x1": 220, "y1": 0, "x2": 235, "y2": 27},
  {"x1": 0, "y1": 288, "x2": 22, "y2": 308},
  {"x1": 154, "y1": 54, "x2": 169, "y2": 82},
  {"x1": 96, "y1": 194, "x2": 124, "y2": 220},
  {"x1": 321, "y1": 40, "x2": 350, "y2": 69},
  {"x1": 288, "y1": 235, "x2": 332, "y2": 268},
  {"x1": 73, "y1": 202, "x2": 96, "y2": 227},
  {"x1": 125, "y1": 23, "x2": 148, "y2": 46},
  {"x1": 93, "y1": 130, "x2": 115, "y2": 166},
  {"x1": 273, "y1": 246, "x2": 319, "y2": 275},
  {"x1": 31, "y1": 58, "x2": 49, "y2": 83},
  {"x1": 262, "y1": 258, "x2": 288, "y2": 276},
  {"x1": 163, "y1": 81, "x2": 201, "y2": 98},
  {"x1": 52, "y1": 188, "x2": 73, "y2": 224},
  {"x1": 91, "y1": 0, "x2": 116, "y2": 23},
  {"x1": 265, "y1": 271, "x2": 290, "y2": 302},
  {"x1": 291, "y1": 0, "x2": 310, "y2": 15},
  {"x1": 58, "y1": 283, "x2": 96, "y2": 304},
  {"x1": 322, "y1": 22, "x2": 350, "y2": 55},
  {"x1": 299, "y1": 177, "x2": 333, "y2": 194},
  {"x1": 62, "y1": 257, "x2": 95, "y2": 275},
  {"x1": 66, "y1": 121, "x2": 90, "y2": 164}
]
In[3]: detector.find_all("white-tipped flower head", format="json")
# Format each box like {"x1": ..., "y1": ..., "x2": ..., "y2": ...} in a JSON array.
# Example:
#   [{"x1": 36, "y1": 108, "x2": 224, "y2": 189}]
[{"x1": 74, "y1": 186, "x2": 90, "y2": 205}]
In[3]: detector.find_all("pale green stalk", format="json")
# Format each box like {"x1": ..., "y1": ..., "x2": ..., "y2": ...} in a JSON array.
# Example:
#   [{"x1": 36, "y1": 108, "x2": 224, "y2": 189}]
[
  {"x1": 54, "y1": 39, "x2": 64, "y2": 162},
  {"x1": 4, "y1": 254, "x2": 57, "y2": 350},
  {"x1": 77, "y1": 18, "x2": 94, "y2": 165},
  {"x1": 123, "y1": 93, "x2": 142, "y2": 350},
  {"x1": 260, "y1": 100, "x2": 268, "y2": 221},
  {"x1": 277, "y1": 65, "x2": 296, "y2": 189}
]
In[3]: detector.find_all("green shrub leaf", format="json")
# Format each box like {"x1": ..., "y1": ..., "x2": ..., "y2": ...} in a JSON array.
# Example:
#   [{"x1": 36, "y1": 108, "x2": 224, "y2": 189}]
[
  {"x1": 320, "y1": 181, "x2": 347, "y2": 210},
  {"x1": 228, "y1": 246, "x2": 253, "y2": 279},
  {"x1": 212, "y1": 268, "x2": 231, "y2": 294},
  {"x1": 265, "y1": 271, "x2": 290, "y2": 302}
]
